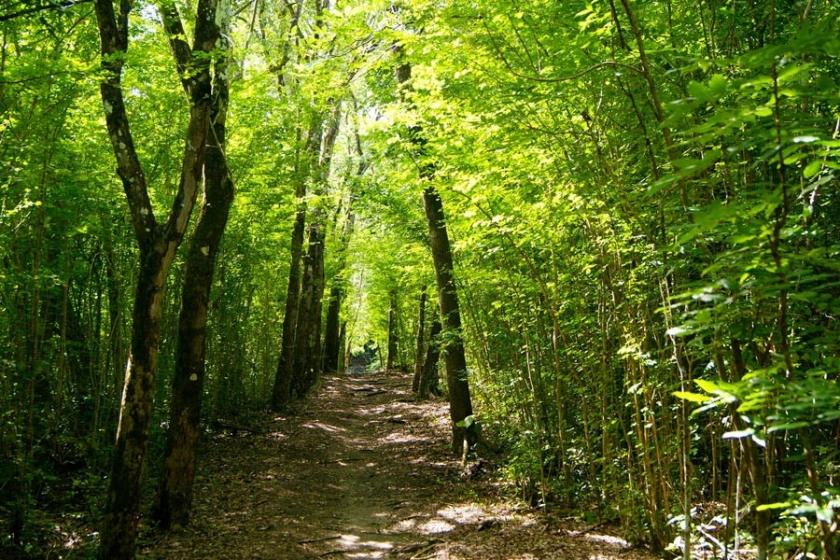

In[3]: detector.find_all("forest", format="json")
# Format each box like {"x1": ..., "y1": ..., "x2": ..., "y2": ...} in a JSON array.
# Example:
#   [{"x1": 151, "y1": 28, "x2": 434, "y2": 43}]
[{"x1": 1, "y1": 0, "x2": 838, "y2": 558}]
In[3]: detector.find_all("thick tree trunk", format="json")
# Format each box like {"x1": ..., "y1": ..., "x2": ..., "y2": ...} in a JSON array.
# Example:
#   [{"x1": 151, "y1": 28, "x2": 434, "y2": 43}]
[
  {"x1": 411, "y1": 287, "x2": 426, "y2": 392},
  {"x1": 292, "y1": 223, "x2": 325, "y2": 396},
  {"x1": 419, "y1": 315, "x2": 442, "y2": 399},
  {"x1": 322, "y1": 285, "x2": 341, "y2": 373},
  {"x1": 154, "y1": 55, "x2": 233, "y2": 529},
  {"x1": 422, "y1": 186, "x2": 476, "y2": 453},
  {"x1": 271, "y1": 206, "x2": 305, "y2": 409},
  {"x1": 94, "y1": 0, "x2": 220, "y2": 555},
  {"x1": 99, "y1": 249, "x2": 166, "y2": 559},
  {"x1": 386, "y1": 290, "x2": 398, "y2": 371}
]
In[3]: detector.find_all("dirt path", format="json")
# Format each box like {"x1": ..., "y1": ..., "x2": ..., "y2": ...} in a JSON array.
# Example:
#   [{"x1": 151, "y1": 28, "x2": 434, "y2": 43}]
[{"x1": 140, "y1": 371, "x2": 654, "y2": 559}]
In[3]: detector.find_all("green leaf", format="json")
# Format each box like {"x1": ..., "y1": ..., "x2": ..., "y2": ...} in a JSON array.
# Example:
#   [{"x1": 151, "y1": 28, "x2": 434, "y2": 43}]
[
  {"x1": 804, "y1": 159, "x2": 823, "y2": 178},
  {"x1": 673, "y1": 391, "x2": 711, "y2": 404}
]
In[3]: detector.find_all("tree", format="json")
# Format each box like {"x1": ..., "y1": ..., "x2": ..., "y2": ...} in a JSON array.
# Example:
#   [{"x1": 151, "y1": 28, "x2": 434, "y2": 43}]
[
  {"x1": 154, "y1": 30, "x2": 234, "y2": 529},
  {"x1": 411, "y1": 287, "x2": 426, "y2": 392},
  {"x1": 91, "y1": 0, "x2": 220, "y2": 555}
]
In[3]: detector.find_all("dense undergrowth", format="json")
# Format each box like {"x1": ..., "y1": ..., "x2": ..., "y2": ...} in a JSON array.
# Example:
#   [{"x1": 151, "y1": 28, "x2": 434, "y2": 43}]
[{"x1": 1, "y1": 0, "x2": 838, "y2": 558}]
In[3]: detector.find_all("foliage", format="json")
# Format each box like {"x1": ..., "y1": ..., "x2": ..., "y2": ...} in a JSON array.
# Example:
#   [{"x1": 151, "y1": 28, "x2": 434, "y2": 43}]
[{"x1": 1, "y1": 0, "x2": 838, "y2": 558}]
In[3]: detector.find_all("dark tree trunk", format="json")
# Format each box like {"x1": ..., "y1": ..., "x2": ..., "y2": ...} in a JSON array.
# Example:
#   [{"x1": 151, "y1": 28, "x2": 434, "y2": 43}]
[
  {"x1": 337, "y1": 320, "x2": 347, "y2": 373},
  {"x1": 423, "y1": 186, "x2": 476, "y2": 453},
  {"x1": 292, "y1": 223, "x2": 325, "y2": 396},
  {"x1": 272, "y1": 111, "x2": 333, "y2": 407},
  {"x1": 386, "y1": 290, "x2": 398, "y2": 371},
  {"x1": 307, "y1": 228, "x2": 326, "y2": 383},
  {"x1": 322, "y1": 285, "x2": 341, "y2": 373},
  {"x1": 419, "y1": 315, "x2": 442, "y2": 399},
  {"x1": 94, "y1": 0, "x2": 220, "y2": 556},
  {"x1": 271, "y1": 205, "x2": 305, "y2": 409},
  {"x1": 154, "y1": 51, "x2": 233, "y2": 529},
  {"x1": 411, "y1": 287, "x2": 426, "y2": 392},
  {"x1": 100, "y1": 249, "x2": 170, "y2": 559},
  {"x1": 394, "y1": 57, "x2": 476, "y2": 454}
]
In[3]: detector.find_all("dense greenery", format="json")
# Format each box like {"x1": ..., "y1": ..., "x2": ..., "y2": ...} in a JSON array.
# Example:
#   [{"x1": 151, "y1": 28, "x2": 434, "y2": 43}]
[{"x1": 1, "y1": 0, "x2": 837, "y2": 558}]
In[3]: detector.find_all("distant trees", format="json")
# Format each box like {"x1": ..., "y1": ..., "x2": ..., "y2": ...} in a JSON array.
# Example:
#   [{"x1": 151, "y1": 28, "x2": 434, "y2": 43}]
[{"x1": 2, "y1": 0, "x2": 838, "y2": 558}]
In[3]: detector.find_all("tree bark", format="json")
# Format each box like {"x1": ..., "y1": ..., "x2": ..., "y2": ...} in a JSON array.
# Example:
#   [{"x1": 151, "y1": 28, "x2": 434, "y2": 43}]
[
  {"x1": 271, "y1": 114, "x2": 322, "y2": 410},
  {"x1": 337, "y1": 320, "x2": 347, "y2": 373},
  {"x1": 411, "y1": 287, "x2": 427, "y2": 392},
  {"x1": 292, "y1": 223, "x2": 325, "y2": 395},
  {"x1": 386, "y1": 290, "x2": 398, "y2": 371},
  {"x1": 154, "y1": 49, "x2": 233, "y2": 530},
  {"x1": 322, "y1": 285, "x2": 342, "y2": 373},
  {"x1": 93, "y1": 0, "x2": 219, "y2": 556},
  {"x1": 271, "y1": 205, "x2": 305, "y2": 409},
  {"x1": 419, "y1": 314, "x2": 442, "y2": 399},
  {"x1": 423, "y1": 187, "x2": 476, "y2": 453}
]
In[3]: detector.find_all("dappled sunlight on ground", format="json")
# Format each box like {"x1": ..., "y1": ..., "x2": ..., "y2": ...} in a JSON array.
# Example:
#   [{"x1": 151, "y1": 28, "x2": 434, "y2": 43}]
[{"x1": 140, "y1": 372, "x2": 654, "y2": 560}]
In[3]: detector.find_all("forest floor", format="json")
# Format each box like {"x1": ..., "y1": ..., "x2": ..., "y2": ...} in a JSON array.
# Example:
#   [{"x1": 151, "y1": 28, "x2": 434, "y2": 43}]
[{"x1": 137, "y1": 371, "x2": 656, "y2": 560}]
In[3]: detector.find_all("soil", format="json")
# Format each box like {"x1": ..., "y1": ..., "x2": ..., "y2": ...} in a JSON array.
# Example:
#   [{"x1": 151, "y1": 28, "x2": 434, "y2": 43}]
[{"x1": 138, "y1": 371, "x2": 657, "y2": 560}]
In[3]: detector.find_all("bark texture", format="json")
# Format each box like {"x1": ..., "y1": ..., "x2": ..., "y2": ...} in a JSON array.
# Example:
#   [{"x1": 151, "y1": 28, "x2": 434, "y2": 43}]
[
  {"x1": 411, "y1": 287, "x2": 427, "y2": 392},
  {"x1": 423, "y1": 187, "x2": 475, "y2": 453},
  {"x1": 154, "y1": 50, "x2": 233, "y2": 529},
  {"x1": 293, "y1": 223, "x2": 325, "y2": 395},
  {"x1": 271, "y1": 115, "x2": 322, "y2": 409},
  {"x1": 272, "y1": 205, "x2": 305, "y2": 409},
  {"x1": 322, "y1": 285, "x2": 342, "y2": 373},
  {"x1": 386, "y1": 290, "x2": 398, "y2": 371},
  {"x1": 418, "y1": 315, "x2": 442, "y2": 399},
  {"x1": 94, "y1": 0, "x2": 219, "y2": 557}
]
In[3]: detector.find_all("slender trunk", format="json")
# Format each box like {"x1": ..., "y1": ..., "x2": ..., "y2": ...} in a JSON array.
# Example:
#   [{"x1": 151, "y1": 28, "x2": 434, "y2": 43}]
[
  {"x1": 307, "y1": 227, "x2": 326, "y2": 383},
  {"x1": 322, "y1": 285, "x2": 342, "y2": 373},
  {"x1": 292, "y1": 223, "x2": 325, "y2": 395},
  {"x1": 272, "y1": 206, "x2": 305, "y2": 409},
  {"x1": 412, "y1": 287, "x2": 427, "y2": 392},
  {"x1": 337, "y1": 321, "x2": 347, "y2": 373},
  {"x1": 154, "y1": 53, "x2": 234, "y2": 529},
  {"x1": 419, "y1": 315, "x2": 442, "y2": 399},
  {"x1": 423, "y1": 186, "x2": 476, "y2": 453},
  {"x1": 386, "y1": 290, "x2": 398, "y2": 371}
]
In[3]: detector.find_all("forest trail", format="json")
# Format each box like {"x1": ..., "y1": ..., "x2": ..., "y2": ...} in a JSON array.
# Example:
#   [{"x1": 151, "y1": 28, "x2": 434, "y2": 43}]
[{"x1": 141, "y1": 372, "x2": 654, "y2": 560}]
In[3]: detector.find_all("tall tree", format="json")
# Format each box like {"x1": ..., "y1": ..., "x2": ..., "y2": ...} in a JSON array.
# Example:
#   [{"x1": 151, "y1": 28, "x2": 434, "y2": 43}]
[
  {"x1": 92, "y1": 0, "x2": 220, "y2": 556},
  {"x1": 395, "y1": 58, "x2": 476, "y2": 453},
  {"x1": 386, "y1": 290, "x2": 398, "y2": 370},
  {"x1": 154, "y1": 34, "x2": 235, "y2": 529}
]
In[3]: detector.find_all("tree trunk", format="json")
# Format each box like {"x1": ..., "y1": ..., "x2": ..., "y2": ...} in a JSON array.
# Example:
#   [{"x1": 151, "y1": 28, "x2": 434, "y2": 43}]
[
  {"x1": 307, "y1": 226, "x2": 326, "y2": 383},
  {"x1": 337, "y1": 320, "x2": 347, "y2": 373},
  {"x1": 99, "y1": 249, "x2": 167, "y2": 558},
  {"x1": 322, "y1": 285, "x2": 341, "y2": 373},
  {"x1": 386, "y1": 290, "x2": 398, "y2": 371},
  {"x1": 419, "y1": 314, "x2": 442, "y2": 399},
  {"x1": 154, "y1": 52, "x2": 233, "y2": 529},
  {"x1": 271, "y1": 205, "x2": 305, "y2": 409},
  {"x1": 292, "y1": 223, "x2": 325, "y2": 396},
  {"x1": 411, "y1": 287, "x2": 427, "y2": 392},
  {"x1": 422, "y1": 187, "x2": 476, "y2": 453},
  {"x1": 94, "y1": 0, "x2": 220, "y2": 555}
]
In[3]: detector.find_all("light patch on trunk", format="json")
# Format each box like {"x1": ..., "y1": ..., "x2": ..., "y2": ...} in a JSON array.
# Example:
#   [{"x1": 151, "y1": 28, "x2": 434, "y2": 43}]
[
  {"x1": 190, "y1": 374, "x2": 199, "y2": 381},
  {"x1": 201, "y1": 246, "x2": 210, "y2": 256}
]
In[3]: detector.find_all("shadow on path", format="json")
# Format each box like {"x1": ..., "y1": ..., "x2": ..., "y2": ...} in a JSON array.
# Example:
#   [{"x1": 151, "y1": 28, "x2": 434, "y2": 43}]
[{"x1": 141, "y1": 372, "x2": 653, "y2": 560}]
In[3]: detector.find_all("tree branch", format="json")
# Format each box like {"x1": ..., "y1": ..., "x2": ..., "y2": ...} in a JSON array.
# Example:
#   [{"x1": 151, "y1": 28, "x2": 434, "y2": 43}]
[{"x1": 0, "y1": 0, "x2": 92, "y2": 22}]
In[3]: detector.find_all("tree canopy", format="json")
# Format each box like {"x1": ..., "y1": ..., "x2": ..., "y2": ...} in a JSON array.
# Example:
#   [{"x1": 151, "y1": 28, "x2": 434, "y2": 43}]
[{"x1": 1, "y1": 0, "x2": 838, "y2": 558}]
